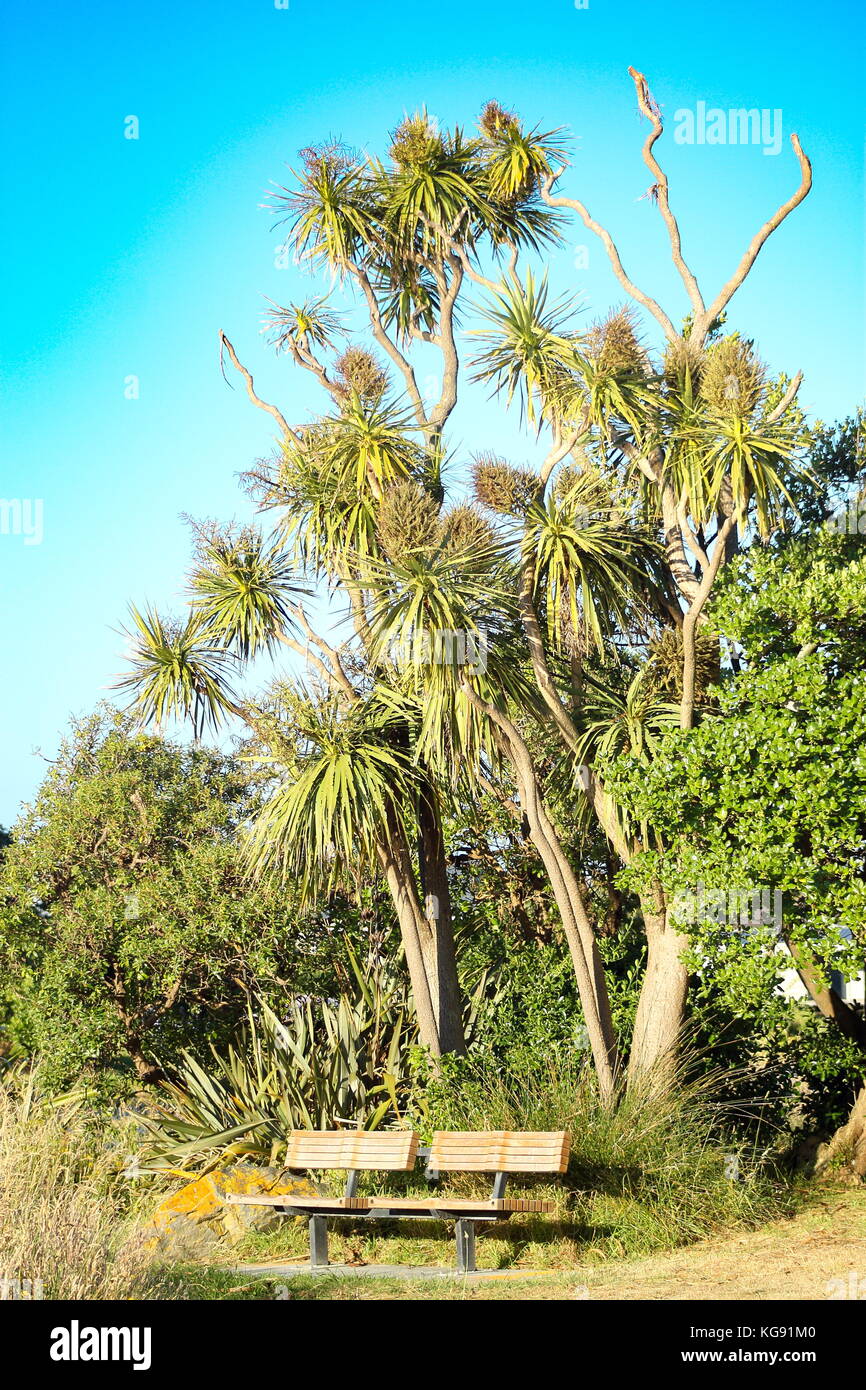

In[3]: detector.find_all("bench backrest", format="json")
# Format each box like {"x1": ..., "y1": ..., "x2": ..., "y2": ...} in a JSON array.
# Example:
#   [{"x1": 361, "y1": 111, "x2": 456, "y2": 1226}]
[
  {"x1": 429, "y1": 1130, "x2": 570, "y2": 1174},
  {"x1": 284, "y1": 1129, "x2": 418, "y2": 1171}
]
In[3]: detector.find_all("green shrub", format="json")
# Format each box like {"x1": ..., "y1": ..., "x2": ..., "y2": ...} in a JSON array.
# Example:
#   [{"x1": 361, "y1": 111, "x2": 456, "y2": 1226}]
[
  {"x1": 139, "y1": 946, "x2": 419, "y2": 1171},
  {"x1": 422, "y1": 1051, "x2": 795, "y2": 1256}
]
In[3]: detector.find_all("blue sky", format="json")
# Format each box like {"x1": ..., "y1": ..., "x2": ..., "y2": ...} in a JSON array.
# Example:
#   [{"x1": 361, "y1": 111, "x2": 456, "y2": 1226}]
[{"x1": 1, "y1": 0, "x2": 863, "y2": 822}]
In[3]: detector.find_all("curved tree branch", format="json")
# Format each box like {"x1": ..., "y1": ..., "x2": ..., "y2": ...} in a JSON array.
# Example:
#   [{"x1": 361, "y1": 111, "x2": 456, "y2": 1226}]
[
  {"x1": 541, "y1": 172, "x2": 680, "y2": 344},
  {"x1": 692, "y1": 134, "x2": 813, "y2": 345},
  {"x1": 765, "y1": 370, "x2": 803, "y2": 424},
  {"x1": 628, "y1": 67, "x2": 706, "y2": 319},
  {"x1": 218, "y1": 332, "x2": 298, "y2": 442}
]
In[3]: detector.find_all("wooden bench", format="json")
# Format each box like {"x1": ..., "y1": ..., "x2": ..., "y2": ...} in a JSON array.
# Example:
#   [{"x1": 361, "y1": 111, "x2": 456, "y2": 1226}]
[{"x1": 224, "y1": 1129, "x2": 570, "y2": 1273}]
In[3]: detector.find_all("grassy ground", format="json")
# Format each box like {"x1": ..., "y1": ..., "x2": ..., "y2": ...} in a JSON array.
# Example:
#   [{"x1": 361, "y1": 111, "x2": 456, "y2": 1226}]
[
  {"x1": 212, "y1": 1156, "x2": 797, "y2": 1276},
  {"x1": 189, "y1": 1185, "x2": 866, "y2": 1300},
  {"x1": 6, "y1": 1059, "x2": 853, "y2": 1302}
]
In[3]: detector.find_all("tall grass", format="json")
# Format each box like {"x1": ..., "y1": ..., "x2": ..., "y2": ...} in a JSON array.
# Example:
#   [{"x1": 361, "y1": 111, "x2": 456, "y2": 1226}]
[
  {"x1": 423, "y1": 1051, "x2": 795, "y2": 1258},
  {"x1": 0, "y1": 1079, "x2": 176, "y2": 1300}
]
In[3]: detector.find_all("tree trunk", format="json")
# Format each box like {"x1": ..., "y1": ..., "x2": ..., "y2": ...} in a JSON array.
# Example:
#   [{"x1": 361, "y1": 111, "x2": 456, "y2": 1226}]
[
  {"x1": 817, "y1": 1084, "x2": 866, "y2": 1179},
  {"x1": 107, "y1": 965, "x2": 165, "y2": 1085},
  {"x1": 461, "y1": 682, "x2": 618, "y2": 1101},
  {"x1": 787, "y1": 942, "x2": 866, "y2": 1178},
  {"x1": 417, "y1": 782, "x2": 467, "y2": 1055},
  {"x1": 628, "y1": 889, "x2": 689, "y2": 1087},
  {"x1": 376, "y1": 818, "x2": 442, "y2": 1057},
  {"x1": 524, "y1": 802, "x2": 619, "y2": 1102},
  {"x1": 680, "y1": 609, "x2": 699, "y2": 730},
  {"x1": 786, "y1": 938, "x2": 866, "y2": 1048},
  {"x1": 129, "y1": 1048, "x2": 165, "y2": 1086}
]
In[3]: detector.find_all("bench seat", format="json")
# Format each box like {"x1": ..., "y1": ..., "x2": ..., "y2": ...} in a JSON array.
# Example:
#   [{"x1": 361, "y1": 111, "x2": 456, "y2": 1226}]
[
  {"x1": 225, "y1": 1193, "x2": 553, "y2": 1213},
  {"x1": 223, "y1": 1129, "x2": 569, "y2": 1272},
  {"x1": 363, "y1": 1196, "x2": 554, "y2": 1213},
  {"x1": 226, "y1": 1194, "x2": 373, "y2": 1211}
]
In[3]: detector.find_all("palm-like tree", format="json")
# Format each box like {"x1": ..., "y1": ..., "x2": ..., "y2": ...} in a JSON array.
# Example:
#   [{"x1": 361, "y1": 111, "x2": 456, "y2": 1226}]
[
  {"x1": 119, "y1": 74, "x2": 813, "y2": 1095},
  {"x1": 245, "y1": 693, "x2": 420, "y2": 895},
  {"x1": 522, "y1": 471, "x2": 660, "y2": 656},
  {"x1": 115, "y1": 605, "x2": 240, "y2": 740},
  {"x1": 470, "y1": 271, "x2": 583, "y2": 426},
  {"x1": 188, "y1": 528, "x2": 306, "y2": 659}
]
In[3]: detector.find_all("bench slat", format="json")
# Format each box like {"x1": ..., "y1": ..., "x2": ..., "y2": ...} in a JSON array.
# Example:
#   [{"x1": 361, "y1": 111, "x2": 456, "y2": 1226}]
[
  {"x1": 224, "y1": 1194, "x2": 372, "y2": 1210},
  {"x1": 224, "y1": 1194, "x2": 554, "y2": 1214},
  {"x1": 364, "y1": 1197, "x2": 554, "y2": 1213},
  {"x1": 429, "y1": 1131, "x2": 570, "y2": 1173},
  {"x1": 284, "y1": 1130, "x2": 419, "y2": 1171}
]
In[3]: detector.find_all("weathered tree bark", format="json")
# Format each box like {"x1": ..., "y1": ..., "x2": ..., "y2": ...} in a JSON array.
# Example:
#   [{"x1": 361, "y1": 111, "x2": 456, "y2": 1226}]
[
  {"x1": 375, "y1": 816, "x2": 442, "y2": 1057},
  {"x1": 817, "y1": 1084, "x2": 866, "y2": 1179},
  {"x1": 417, "y1": 780, "x2": 467, "y2": 1055},
  {"x1": 462, "y1": 683, "x2": 618, "y2": 1102},
  {"x1": 627, "y1": 888, "x2": 689, "y2": 1086},
  {"x1": 128, "y1": 1048, "x2": 165, "y2": 1087}
]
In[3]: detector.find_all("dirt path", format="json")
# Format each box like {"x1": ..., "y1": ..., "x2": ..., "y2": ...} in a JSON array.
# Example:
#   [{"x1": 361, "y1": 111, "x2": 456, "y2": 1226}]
[
  {"x1": 233, "y1": 1188, "x2": 866, "y2": 1300},
  {"x1": 580, "y1": 1188, "x2": 866, "y2": 1301}
]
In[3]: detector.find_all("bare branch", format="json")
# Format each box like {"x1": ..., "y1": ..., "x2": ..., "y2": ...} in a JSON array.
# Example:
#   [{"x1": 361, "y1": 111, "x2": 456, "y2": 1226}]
[
  {"x1": 347, "y1": 262, "x2": 428, "y2": 428},
  {"x1": 218, "y1": 332, "x2": 298, "y2": 442},
  {"x1": 446, "y1": 238, "x2": 501, "y2": 293},
  {"x1": 285, "y1": 337, "x2": 344, "y2": 405},
  {"x1": 539, "y1": 426, "x2": 583, "y2": 491},
  {"x1": 628, "y1": 67, "x2": 706, "y2": 318},
  {"x1": 427, "y1": 251, "x2": 464, "y2": 431},
  {"x1": 610, "y1": 430, "x2": 701, "y2": 601},
  {"x1": 764, "y1": 370, "x2": 803, "y2": 424},
  {"x1": 679, "y1": 511, "x2": 736, "y2": 728},
  {"x1": 693, "y1": 135, "x2": 813, "y2": 344},
  {"x1": 275, "y1": 630, "x2": 344, "y2": 694},
  {"x1": 282, "y1": 602, "x2": 357, "y2": 700},
  {"x1": 541, "y1": 172, "x2": 680, "y2": 344}
]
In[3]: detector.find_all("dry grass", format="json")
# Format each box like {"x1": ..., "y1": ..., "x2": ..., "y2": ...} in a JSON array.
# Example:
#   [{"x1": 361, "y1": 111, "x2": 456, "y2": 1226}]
[
  {"x1": 225, "y1": 1186, "x2": 866, "y2": 1301},
  {"x1": 0, "y1": 1083, "x2": 173, "y2": 1300}
]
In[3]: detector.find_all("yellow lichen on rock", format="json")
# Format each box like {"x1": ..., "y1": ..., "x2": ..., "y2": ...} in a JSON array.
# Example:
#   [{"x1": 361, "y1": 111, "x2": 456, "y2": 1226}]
[{"x1": 146, "y1": 1164, "x2": 318, "y2": 1256}]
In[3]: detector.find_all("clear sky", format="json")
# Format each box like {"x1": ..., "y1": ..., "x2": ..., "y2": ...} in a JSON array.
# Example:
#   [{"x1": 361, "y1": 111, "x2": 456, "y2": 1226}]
[{"x1": 1, "y1": 0, "x2": 863, "y2": 823}]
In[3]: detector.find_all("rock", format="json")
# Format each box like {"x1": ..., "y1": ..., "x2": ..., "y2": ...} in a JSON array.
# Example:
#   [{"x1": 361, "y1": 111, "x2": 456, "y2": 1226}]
[{"x1": 146, "y1": 1163, "x2": 318, "y2": 1256}]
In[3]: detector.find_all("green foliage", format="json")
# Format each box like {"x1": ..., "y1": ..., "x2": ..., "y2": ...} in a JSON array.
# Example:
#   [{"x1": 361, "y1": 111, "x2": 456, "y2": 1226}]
[
  {"x1": 139, "y1": 946, "x2": 418, "y2": 1171},
  {"x1": 0, "y1": 707, "x2": 326, "y2": 1091},
  {"x1": 424, "y1": 1053, "x2": 792, "y2": 1253},
  {"x1": 187, "y1": 526, "x2": 305, "y2": 660},
  {"x1": 115, "y1": 607, "x2": 238, "y2": 738},
  {"x1": 607, "y1": 519, "x2": 866, "y2": 1120},
  {"x1": 523, "y1": 469, "x2": 659, "y2": 655},
  {"x1": 245, "y1": 691, "x2": 421, "y2": 895},
  {"x1": 713, "y1": 523, "x2": 866, "y2": 669},
  {"x1": 613, "y1": 653, "x2": 866, "y2": 974},
  {"x1": 470, "y1": 271, "x2": 582, "y2": 424}
]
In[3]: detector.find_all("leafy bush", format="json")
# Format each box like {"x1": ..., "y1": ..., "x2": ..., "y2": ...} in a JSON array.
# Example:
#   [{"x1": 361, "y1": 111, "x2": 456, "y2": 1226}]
[
  {"x1": 139, "y1": 947, "x2": 420, "y2": 1170},
  {"x1": 422, "y1": 1051, "x2": 794, "y2": 1254}
]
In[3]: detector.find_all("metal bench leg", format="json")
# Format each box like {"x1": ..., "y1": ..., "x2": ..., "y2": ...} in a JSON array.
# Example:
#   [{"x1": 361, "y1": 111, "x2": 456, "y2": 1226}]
[
  {"x1": 308, "y1": 1214, "x2": 329, "y2": 1269},
  {"x1": 455, "y1": 1219, "x2": 476, "y2": 1274}
]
